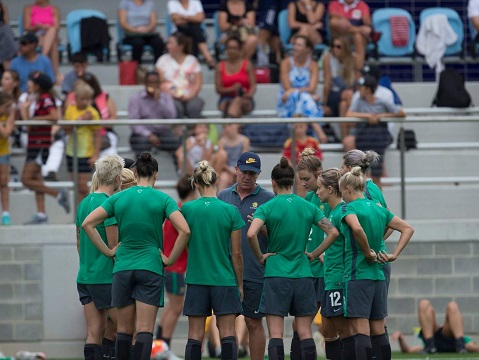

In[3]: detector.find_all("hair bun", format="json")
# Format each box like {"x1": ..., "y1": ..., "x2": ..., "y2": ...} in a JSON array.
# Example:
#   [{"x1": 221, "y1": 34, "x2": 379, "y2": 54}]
[
  {"x1": 350, "y1": 166, "x2": 363, "y2": 176},
  {"x1": 300, "y1": 147, "x2": 316, "y2": 158},
  {"x1": 279, "y1": 157, "x2": 289, "y2": 168}
]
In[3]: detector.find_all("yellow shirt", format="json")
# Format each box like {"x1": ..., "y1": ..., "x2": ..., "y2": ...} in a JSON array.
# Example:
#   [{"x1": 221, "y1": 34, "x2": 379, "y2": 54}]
[
  {"x1": 0, "y1": 115, "x2": 9, "y2": 157},
  {"x1": 64, "y1": 105, "x2": 101, "y2": 158}
]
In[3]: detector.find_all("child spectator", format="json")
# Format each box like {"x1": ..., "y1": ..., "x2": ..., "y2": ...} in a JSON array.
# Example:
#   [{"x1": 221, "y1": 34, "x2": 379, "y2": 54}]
[
  {"x1": 282, "y1": 116, "x2": 323, "y2": 163},
  {"x1": 64, "y1": 81, "x2": 101, "y2": 203},
  {"x1": 20, "y1": 72, "x2": 69, "y2": 224},
  {"x1": 176, "y1": 123, "x2": 226, "y2": 176},
  {"x1": 61, "y1": 52, "x2": 88, "y2": 96},
  {"x1": 0, "y1": 92, "x2": 15, "y2": 225},
  {"x1": 217, "y1": 123, "x2": 249, "y2": 191}
]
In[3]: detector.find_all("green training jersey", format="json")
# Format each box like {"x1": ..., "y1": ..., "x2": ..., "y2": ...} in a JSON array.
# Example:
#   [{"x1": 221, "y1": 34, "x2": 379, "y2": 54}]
[
  {"x1": 101, "y1": 186, "x2": 179, "y2": 276},
  {"x1": 364, "y1": 179, "x2": 389, "y2": 256},
  {"x1": 324, "y1": 202, "x2": 346, "y2": 290},
  {"x1": 182, "y1": 197, "x2": 245, "y2": 286},
  {"x1": 76, "y1": 192, "x2": 117, "y2": 284},
  {"x1": 341, "y1": 198, "x2": 394, "y2": 281},
  {"x1": 305, "y1": 191, "x2": 331, "y2": 278},
  {"x1": 254, "y1": 194, "x2": 325, "y2": 278}
]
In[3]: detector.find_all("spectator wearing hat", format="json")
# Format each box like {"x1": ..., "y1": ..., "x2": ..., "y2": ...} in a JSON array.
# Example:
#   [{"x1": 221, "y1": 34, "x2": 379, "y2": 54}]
[
  {"x1": 19, "y1": 71, "x2": 70, "y2": 225},
  {"x1": 10, "y1": 33, "x2": 55, "y2": 92},
  {"x1": 217, "y1": 151, "x2": 274, "y2": 360},
  {"x1": 345, "y1": 74, "x2": 406, "y2": 189}
]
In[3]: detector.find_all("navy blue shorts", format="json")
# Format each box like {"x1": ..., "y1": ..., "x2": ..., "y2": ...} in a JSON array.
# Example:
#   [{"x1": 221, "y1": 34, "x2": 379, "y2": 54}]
[
  {"x1": 66, "y1": 155, "x2": 92, "y2": 173},
  {"x1": 112, "y1": 270, "x2": 164, "y2": 307},
  {"x1": 242, "y1": 280, "x2": 264, "y2": 319},
  {"x1": 313, "y1": 277, "x2": 325, "y2": 306},
  {"x1": 26, "y1": 148, "x2": 49, "y2": 166},
  {"x1": 77, "y1": 283, "x2": 112, "y2": 310},
  {"x1": 321, "y1": 288, "x2": 344, "y2": 318},
  {"x1": 343, "y1": 280, "x2": 387, "y2": 319},
  {"x1": 183, "y1": 284, "x2": 242, "y2": 316},
  {"x1": 164, "y1": 271, "x2": 186, "y2": 296}
]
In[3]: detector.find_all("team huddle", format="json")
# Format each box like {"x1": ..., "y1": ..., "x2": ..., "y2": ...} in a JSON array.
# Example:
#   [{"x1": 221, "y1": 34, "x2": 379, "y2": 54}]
[{"x1": 76, "y1": 148, "x2": 414, "y2": 360}]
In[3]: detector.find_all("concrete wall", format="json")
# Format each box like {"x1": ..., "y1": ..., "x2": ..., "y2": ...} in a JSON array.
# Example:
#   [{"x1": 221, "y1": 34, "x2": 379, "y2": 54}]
[{"x1": 0, "y1": 225, "x2": 479, "y2": 357}]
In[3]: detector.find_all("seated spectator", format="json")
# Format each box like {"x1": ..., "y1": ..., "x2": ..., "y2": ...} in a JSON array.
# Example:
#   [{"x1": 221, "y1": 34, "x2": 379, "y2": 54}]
[
  {"x1": 156, "y1": 32, "x2": 204, "y2": 119},
  {"x1": 0, "y1": 2, "x2": 19, "y2": 70},
  {"x1": 19, "y1": 72, "x2": 69, "y2": 225},
  {"x1": 469, "y1": 0, "x2": 479, "y2": 42},
  {"x1": 344, "y1": 74, "x2": 406, "y2": 188},
  {"x1": 1, "y1": 70, "x2": 21, "y2": 104},
  {"x1": 287, "y1": 0, "x2": 325, "y2": 45},
  {"x1": 11, "y1": 33, "x2": 55, "y2": 93},
  {"x1": 61, "y1": 52, "x2": 88, "y2": 96},
  {"x1": 65, "y1": 72, "x2": 118, "y2": 156},
  {"x1": 391, "y1": 300, "x2": 479, "y2": 354},
  {"x1": 23, "y1": 0, "x2": 60, "y2": 79},
  {"x1": 217, "y1": 123, "x2": 250, "y2": 191},
  {"x1": 322, "y1": 36, "x2": 357, "y2": 138},
  {"x1": 175, "y1": 123, "x2": 226, "y2": 176},
  {"x1": 277, "y1": 35, "x2": 327, "y2": 142},
  {"x1": 118, "y1": 0, "x2": 165, "y2": 64},
  {"x1": 282, "y1": 118, "x2": 323, "y2": 163},
  {"x1": 328, "y1": 0, "x2": 372, "y2": 70},
  {"x1": 167, "y1": 0, "x2": 216, "y2": 69},
  {"x1": 63, "y1": 81, "x2": 101, "y2": 203},
  {"x1": 128, "y1": 71, "x2": 180, "y2": 159},
  {"x1": 215, "y1": 36, "x2": 256, "y2": 118},
  {"x1": 218, "y1": 0, "x2": 258, "y2": 60}
]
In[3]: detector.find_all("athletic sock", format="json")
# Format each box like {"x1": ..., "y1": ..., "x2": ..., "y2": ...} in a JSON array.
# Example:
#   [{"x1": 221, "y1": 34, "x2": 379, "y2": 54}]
[
  {"x1": 341, "y1": 336, "x2": 356, "y2": 360},
  {"x1": 156, "y1": 325, "x2": 163, "y2": 340},
  {"x1": 290, "y1": 332, "x2": 301, "y2": 360},
  {"x1": 220, "y1": 336, "x2": 238, "y2": 360},
  {"x1": 455, "y1": 337, "x2": 467, "y2": 353},
  {"x1": 354, "y1": 334, "x2": 372, "y2": 360},
  {"x1": 84, "y1": 344, "x2": 102, "y2": 360},
  {"x1": 163, "y1": 337, "x2": 171, "y2": 347},
  {"x1": 102, "y1": 338, "x2": 114, "y2": 360},
  {"x1": 371, "y1": 333, "x2": 391, "y2": 360},
  {"x1": 133, "y1": 332, "x2": 154, "y2": 360},
  {"x1": 185, "y1": 338, "x2": 202, "y2": 360},
  {"x1": 115, "y1": 333, "x2": 132, "y2": 360},
  {"x1": 325, "y1": 337, "x2": 342, "y2": 360},
  {"x1": 268, "y1": 338, "x2": 285, "y2": 360},
  {"x1": 422, "y1": 337, "x2": 437, "y2": 354},
  {"x1": 300, "y1": 338, "x2": 316, "y2": 360}
]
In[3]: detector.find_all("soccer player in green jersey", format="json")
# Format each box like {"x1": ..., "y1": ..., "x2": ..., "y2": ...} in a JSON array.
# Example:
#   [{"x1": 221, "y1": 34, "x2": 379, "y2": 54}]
[
  {"x1": 296, "y1": 148, "x2": 341, "y2": 360},
  {"x1": 82, "y1": 152, "x2": 190, "y2": 360},
  {"x1": 181, "y1": 160, "x2": 245, "y2": 360},
  {"x1": 76, "y1": 155, "x2": 123, "y2": 360},
  {"x1": 320, "y1": 167, "x2": 413, "y2": 360},
  {"x1": 247, "y1": 157, "x2": 339, "y2": 360}
]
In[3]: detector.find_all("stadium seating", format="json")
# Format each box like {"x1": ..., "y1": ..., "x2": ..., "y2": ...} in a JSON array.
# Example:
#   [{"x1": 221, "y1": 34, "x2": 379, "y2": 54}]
[
  {"x1": 419, "y1": 7, "x2": 464, "y2": 56},
  {"x1": 469, "y1": 19, "x2": 479, "y2": 58},
  {"x1": 115, "y1": 21, "x2": 154, "y2": 62},
  {"x1": 372, "y1": 8, "x2": 416, "y2": 57}
]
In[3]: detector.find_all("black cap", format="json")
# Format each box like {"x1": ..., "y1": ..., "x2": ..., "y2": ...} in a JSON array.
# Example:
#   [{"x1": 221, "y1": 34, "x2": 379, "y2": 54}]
[
  {"x1": 357, "y1": 74, "x2": 378, "y2": 91},
  {"x1": 237, "y1": 152, "x2": 261, "y2": 174},
  {"x1": 20, "y1": 32, "x2": 39, "y2": 45},
  {"x1": 29, "y1": 72, "x2": 53, "y2": 90},
  {"x1": 361, "y1": 64, "x2": 381, "y2": 81}
]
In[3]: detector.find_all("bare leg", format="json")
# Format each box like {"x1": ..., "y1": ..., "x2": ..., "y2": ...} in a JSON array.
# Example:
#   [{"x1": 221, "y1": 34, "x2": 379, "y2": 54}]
[
  {"x1": 159, "y1": 293, "x2": 185, "y2": 340},
  {"x1": 84, "y1": 302, "x2": 108, "y2": 344},
  {"x1": 116, "y1": 303, "x2": 136, "y2": 335},
  {"x1": 188, "y1": 315, "x2": 207, "y2": 341},
  {"x1": 42, "y1": 27, "x2": 60, "y2": 77},
  {"x1": 417, "y1": 299, "x2": 438, "y2": 339},
  {"x1": 198, "y1": 42, "x2": 215, "y2": 66},
  {"x1": 441, "y1": 301, "x2": 464, "y2": 338},
  {"x1": 342, "y1": 135, "x2": 356, "y2": 152},
  {"x1": 245, "y1": 317, "x2": 266, "y2": 360},
  {"x1": 352, "y1": 32, "x2": 367, "y2": 70},
  {"x1": 0, "y1": 164, "x2": 10, "y2": 212},
  {"x1": 243, "y1": 35, "x2": 259, "y2": 61}
]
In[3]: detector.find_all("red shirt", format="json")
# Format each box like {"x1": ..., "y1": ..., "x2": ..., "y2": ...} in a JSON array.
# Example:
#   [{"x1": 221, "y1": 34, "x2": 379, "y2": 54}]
[
  {"x1": 28, "y1": 93, "x2": 56, "y2": 149},
  {"x1": 328, "y1": 1, "x2": 370, "y2": 26},
  {"x1": 220, "y1": 59, "x2": 250, "y2": 96},
  {"x1": 163, "y1": 202, "x2": 188, "y2": 273},
  {"x1": 282, "y1": 136, "x2": 323, "y2": 162}
]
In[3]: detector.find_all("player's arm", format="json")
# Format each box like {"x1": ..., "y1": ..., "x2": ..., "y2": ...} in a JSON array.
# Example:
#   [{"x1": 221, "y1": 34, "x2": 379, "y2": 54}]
[
  {"x1": 344, "y1": 214, "x2": 377, "y2": 262},
  {"x1": 76, "y1": 226, "x2": 80, "y2": 254},
  {"x1": 230, "y1": 229, "x2": 243, "y2": 298},
  {"x1": 82, "y1": 207, "x2": 117, "y2": 258},
  {"x1": 308, "y1": 217, "x2": 339, "y2": 259},
  {"x1": 106, "y1": 224, "x2": 119, "y2": 250},
  {"x1": 378, "y1": 216, "x2": 414, "y2": 263}
]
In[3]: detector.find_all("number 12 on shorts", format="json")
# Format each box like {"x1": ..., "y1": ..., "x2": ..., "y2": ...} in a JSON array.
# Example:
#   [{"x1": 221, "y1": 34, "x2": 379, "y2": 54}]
[{"x1": 329, "y1": 291, "x2": 342, "y2": 307}]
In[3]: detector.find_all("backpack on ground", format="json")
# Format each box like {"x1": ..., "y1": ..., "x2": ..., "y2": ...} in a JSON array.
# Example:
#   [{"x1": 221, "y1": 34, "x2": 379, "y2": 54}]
[{"x1": 432, "y1": 68, "x2": 472, "y2": 108}]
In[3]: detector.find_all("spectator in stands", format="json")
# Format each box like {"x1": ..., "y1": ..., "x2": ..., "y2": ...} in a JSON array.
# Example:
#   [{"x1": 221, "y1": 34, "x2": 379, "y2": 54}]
[
  {"x1": 11, "y1": 33, "x2": 55, "y2": 93},
  {"x1": 118, "y1": 0, "x2": 165, "y2": 65},
  {"x1": 156, "y1": 32, "x2": 204, "y2": 120},
  {"x1": 216, "y1": 123, "x2": 250, "y2": 191},
  {"x1": 218, "y1": 0, "x2": 258, "y2": 61},
  {"x1": 216, "y1": 36, "x2": 256, "y2": 118},
  {"x1": 255, "y1": 0, "x2": 289, "y2": 67},
  {"x1": 23, "y1": 0, "x2": 61, "y2": 80},
  {"x1": 20, "y1": 72, "x2": 69, "y2": 224},
  {"x1": 391, "y1": 300, "x2": 479, "y2": 354},
  {"x1": 328, "y1": 0, "x2": 372, "y2": 70},
  {"x1": 64, "y1": 81, "x2": 101, "y2": 203},
  {"x1": 61, "y1": 52, "x2": 88, "y2": 96},
  {"x1": 0, "y1": 92, "x2": 15, "y2": 225},
  {"x1": 65, "y1": 72, "x2": 119, "y2": 156},
  {"x1": 345, "y1": 74, "x2": 406, "y2": 188},
  {"x1": 0, "y1": 2, "x2": 19, "y2": 70},
  {"x1": 322, "y1": 36, "x2": 357, "y2": 139},
  {"x1": 167, "y1": 0, "x2": 216, "y2": 69},
  {"x1": 128, "y1": 71, "x2": 180, "y2": 159},
  {"x1": 277, "y1": 35, "x2": 327, "y2": 142},
  {"x1": 1, "y1": 70, "x2": 21, "y2": 104},
  {"x1": 469, "y1": 0, "x2": 479, "y2": 42},
  {"x1": 287, "y1": 0, "x2": 325, "y2": 45}
]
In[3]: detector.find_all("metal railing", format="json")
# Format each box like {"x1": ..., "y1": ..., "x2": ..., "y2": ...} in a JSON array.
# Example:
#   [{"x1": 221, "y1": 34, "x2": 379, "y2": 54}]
[{"x1": 10, "y1": 114, "x2": 479, "y2": 220}]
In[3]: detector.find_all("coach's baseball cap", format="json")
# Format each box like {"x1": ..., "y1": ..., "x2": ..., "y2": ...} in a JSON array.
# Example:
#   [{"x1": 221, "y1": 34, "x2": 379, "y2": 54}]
[{"x1": 237, "y1": 152, "x2": 261, "y2": 174}]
